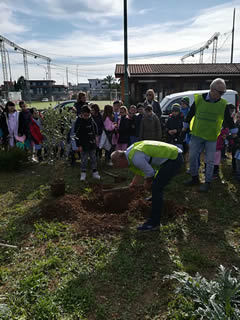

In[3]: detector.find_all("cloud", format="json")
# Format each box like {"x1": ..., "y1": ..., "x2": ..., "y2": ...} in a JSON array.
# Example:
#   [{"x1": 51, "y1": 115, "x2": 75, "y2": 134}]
[
  {"x1": 1, "y1": 1, "x2": 240, "y2": 84},
  {"x1": 30, "y1": 0, "x2": 133, "y2": 21},
  {"x1": 0, "y1": 3, "x2": 28, "y2": 35},
  {"x1": 138, "y1": 8, "x2": 153, "y2": 15},
  {"x1": 0, "y1": 0, "x2": 32, "y2": 15},
  {"x1": 0, "y1": 0, "x2": 133, "y2": 28}
]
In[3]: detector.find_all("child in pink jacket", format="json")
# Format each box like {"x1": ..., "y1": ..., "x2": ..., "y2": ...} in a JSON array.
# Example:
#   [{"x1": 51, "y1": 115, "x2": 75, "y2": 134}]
[{"x1": 213, "y1": 128, "x2": 229, "y2": 178}]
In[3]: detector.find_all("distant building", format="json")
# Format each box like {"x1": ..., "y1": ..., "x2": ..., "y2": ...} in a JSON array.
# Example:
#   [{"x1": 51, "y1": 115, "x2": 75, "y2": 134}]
[
  {"x1": 88, "y1": 78, "x2": 110, "y2": 100},
  {"x1": 68, "y1": 83, "x2": 90, "y2": 93},
  {"x1": 25, "y1": 80, "x2": 68, "y2": 100},
  {"x1": 88, "y1": 79, "x2": 107, "y2": 90},
  {"x1": 115, "y1": 63, "x2": 240, "y2": 104}
]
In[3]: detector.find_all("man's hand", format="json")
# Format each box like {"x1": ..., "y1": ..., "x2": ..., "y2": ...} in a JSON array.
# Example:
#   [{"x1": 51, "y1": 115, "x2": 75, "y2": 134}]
[
  {"x1": 78, "y1": 146, "x2": 83, "y2": 152},
  {"x1": 182, "y1": 127, "x2": 187, "y2": 132},
  {"x1": 144, "y1": 177, "x2": 153, "y2": 190},
  {"x1": 129, "y1": 175, "x2": 142, "y2": 192}
]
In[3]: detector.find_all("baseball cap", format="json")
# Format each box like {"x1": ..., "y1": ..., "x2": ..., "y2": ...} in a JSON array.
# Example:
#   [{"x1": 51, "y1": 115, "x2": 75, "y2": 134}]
[{"x1": 181, "y1": 96, "x2": 190, "y2": 105}]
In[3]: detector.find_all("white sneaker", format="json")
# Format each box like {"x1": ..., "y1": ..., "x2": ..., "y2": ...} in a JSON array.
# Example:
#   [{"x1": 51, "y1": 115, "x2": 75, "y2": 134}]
[
  {"x1": 92, "y1": 171, "x2": 101, "y2": 180},
  {"x1": 80, "y1": 172, "x2": 86, "y2": 181}
]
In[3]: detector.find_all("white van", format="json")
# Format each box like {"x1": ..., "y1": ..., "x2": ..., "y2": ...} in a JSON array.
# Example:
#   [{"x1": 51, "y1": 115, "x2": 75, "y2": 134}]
[{"x1": 160, "y1": 89, "x2": 239, "y2": 118}]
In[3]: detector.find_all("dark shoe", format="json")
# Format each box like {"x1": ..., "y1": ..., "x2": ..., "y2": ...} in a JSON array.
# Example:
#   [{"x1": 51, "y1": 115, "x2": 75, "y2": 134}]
[
  {"x1": 184, "y1": 176, "x2": 200, "y2": 186},
  {"x1": 199, "y1": 183, "x2": 210, "y2": 193},
  {"x1": 137, "y1": 222, "x2": 159, "y2": 232}
]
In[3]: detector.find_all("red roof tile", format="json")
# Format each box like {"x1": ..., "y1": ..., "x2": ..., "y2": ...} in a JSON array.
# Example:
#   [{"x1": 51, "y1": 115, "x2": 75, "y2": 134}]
[{"x1": 115, "y1": 63, "x2": 240, "y2": 76}]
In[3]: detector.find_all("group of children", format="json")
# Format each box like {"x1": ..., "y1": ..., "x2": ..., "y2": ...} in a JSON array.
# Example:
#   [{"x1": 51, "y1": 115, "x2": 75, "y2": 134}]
[
  {"x1": 0, "y1": 93, "x2": 240, "y2": 183},
  {"x1": 0, "y1": 100, "x2": 43, "y2": 157},
  {"x1": 72, "y1": 100, "x2": 163, "y2": 180}
]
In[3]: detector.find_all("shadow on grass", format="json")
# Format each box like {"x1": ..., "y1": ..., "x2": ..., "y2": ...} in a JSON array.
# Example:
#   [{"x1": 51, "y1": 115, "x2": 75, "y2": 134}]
[
  {"x1": 1, "y1": 161, "x2": 240, "y2": 319},
  {"x1": 57, "y1": 229, "x2": 174, "y2": 320},
  {"x1": 171, "y1": 164, "x2": 240, "y2": 278}
]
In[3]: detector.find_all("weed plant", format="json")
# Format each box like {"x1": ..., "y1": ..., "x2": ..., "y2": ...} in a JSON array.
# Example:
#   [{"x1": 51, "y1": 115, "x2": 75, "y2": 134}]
[{"x1": 167, "y1": 265, "x2": 240, "y2": 319}]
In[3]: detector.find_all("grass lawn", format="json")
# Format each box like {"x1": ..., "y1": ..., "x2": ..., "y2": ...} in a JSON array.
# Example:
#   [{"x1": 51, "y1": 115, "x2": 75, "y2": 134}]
[
  {"x1": 0, "y1": 157, "x2": 240, "y2": 319},
  {"x1": 24, "y1": 100, "x2": 114, "y2": 110}
]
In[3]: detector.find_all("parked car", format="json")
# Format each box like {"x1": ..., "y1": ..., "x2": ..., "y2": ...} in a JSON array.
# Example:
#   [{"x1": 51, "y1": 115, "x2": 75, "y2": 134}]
[
  {"x1": 160, "y1": 89, "x2": 239, "y2": 122},
  {"x1": 53, "y1": 100, "x2": 77, "y2": 111},
  {"x1": 41, "y1": 98, "x2": 49, "y2": 102}
]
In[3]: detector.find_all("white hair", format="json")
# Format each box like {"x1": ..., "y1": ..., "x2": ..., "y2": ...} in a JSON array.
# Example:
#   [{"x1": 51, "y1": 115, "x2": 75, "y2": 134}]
[{"x1": 210, "y1": 78, "x2": 226, "y2": 90}]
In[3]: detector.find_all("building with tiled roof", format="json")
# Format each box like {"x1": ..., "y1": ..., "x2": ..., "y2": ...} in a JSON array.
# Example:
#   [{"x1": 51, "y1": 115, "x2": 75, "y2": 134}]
[{"x1": 115, "y1": 63, "x2": 240, "y2": 104}]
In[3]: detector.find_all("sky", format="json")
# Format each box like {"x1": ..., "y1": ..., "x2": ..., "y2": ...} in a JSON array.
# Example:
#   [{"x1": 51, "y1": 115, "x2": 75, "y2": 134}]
[{"x1": 0, "y1": 0, "x2": 239, "y2": 84}]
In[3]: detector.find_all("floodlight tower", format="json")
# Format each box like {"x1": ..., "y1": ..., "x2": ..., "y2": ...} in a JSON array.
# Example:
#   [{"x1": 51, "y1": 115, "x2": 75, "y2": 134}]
[{"x1": 181, "y1": 32, "x2": 220, "y2": 64}]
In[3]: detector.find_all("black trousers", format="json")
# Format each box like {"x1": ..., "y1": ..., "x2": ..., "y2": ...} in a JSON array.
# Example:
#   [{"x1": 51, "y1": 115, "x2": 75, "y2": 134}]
[{"x1": 150, "y1": 153, "x2": 183, "y2": 225}]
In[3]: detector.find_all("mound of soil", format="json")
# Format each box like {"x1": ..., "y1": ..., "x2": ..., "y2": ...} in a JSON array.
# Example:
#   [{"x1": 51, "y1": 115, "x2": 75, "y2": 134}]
[
  {"x1": 38, "y1": 185, "x2": 187, "y2": 236},
  {"x1": 103, "y1": 189, "x2": 131, "y2": 212}
]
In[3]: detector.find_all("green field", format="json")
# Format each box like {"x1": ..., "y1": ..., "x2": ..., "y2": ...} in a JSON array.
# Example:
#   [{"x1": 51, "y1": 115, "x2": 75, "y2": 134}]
[
  {"x1": 25, "y1": 100, "x2": 114, "y2": 110},
  {"x1": 0, "y1": 156, "x2": 240, "y2": 319}
]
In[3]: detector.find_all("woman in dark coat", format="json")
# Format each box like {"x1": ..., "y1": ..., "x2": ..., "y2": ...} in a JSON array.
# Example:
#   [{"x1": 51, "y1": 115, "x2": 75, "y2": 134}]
[{"x1": 143, "y1": 89, "x2": 162, "y2": 119}]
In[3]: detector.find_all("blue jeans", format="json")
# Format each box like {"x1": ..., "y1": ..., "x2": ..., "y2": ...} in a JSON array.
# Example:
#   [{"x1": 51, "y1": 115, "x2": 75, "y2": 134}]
[
  {"x1": 150, "y1": 153, "x2": 183, "y2": 225},
  {"x1": 189, "y1": 135, "x2": 216, "y2": 183},
  {"x1": 129, "y1": 136, "x2": 137, "y2": 145},
  {"x1": 81, "y1": 149, "x2": 97, "y2": 172}
]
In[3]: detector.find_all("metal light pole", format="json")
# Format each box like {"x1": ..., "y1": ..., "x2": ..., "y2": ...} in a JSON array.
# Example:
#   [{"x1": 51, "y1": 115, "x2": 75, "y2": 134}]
[
  {"x1": 76, "y1": 65, "x2": 79, "y2": 85},
  {"x1": 37, "y1": 63, "x2": 48, "y2": 79},
  {"x1": 66, "y1": 67, "x2": 69, "y2": 86},
  {"x1": 123, "y1": 0, "x2": 129, "y2": 107},
  {"x1": 5, "y1": 49, "x2": 12, "y2": 82},
  {"x1": 231, "y1": 8, "x2": 236, "y2": 63}
]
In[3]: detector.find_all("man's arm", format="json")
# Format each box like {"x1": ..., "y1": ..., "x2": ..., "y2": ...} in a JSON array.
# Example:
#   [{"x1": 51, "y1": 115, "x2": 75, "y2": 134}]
[
  {"x1": 131, "y1": 151, "x2": 155, "y2": 177},
  {"x1": 129, "y1": 175, "x2": 143, "y2": 187},
  {"x1": 182, "y1": 102, "x2": 196, "y2": 130}
]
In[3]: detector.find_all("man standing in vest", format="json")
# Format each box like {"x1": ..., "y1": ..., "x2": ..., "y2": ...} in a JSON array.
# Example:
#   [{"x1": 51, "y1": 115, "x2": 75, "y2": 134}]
[
  {"x1": 183, "y1": 78, "x2": 237, "y2": 192},
  {"x1": 111, "y1": 141, "x2": 183, "y2": 231}
]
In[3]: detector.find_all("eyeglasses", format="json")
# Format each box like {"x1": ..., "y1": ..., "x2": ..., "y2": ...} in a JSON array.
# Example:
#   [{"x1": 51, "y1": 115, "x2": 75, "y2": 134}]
[
  {"x1": 147, "y1": 94, "x2": 153, "y2": 96},
  {"x1": 214, "y1": 88, "x2": 226, "y2": 95}
]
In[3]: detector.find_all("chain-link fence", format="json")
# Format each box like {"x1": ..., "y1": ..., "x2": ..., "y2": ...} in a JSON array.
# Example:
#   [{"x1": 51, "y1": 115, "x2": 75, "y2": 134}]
[{"x1": 88, "y1": 89, "x2": 121, "y2": 102}]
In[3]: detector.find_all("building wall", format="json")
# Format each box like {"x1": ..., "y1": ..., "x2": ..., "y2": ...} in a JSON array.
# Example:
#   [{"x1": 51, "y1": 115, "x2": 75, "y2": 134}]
[
  {"x1": 89, "y1": 79, "x2": 107, "y2": 90},
  {"x1": 121, "y1": 76, "x2": 240, "y2": 104}
]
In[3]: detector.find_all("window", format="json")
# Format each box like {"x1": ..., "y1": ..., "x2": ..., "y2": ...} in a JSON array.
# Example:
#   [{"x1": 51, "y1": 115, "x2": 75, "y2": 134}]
[
  {"x1": 62, "y1": 102, "x2": 75, "y2": 110},
  {"x1": 162, "y1": 98, "x2": 182, "y2": 115}
]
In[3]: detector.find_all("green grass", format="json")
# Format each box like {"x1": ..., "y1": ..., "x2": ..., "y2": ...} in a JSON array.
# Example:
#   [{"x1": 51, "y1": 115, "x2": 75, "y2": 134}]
[
  {"x1": 23, "y1": 100, "x2": 114, "y2": 110},
  {"x1": 0, "y1": 159, "x2": 239, "y2": 319}
]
